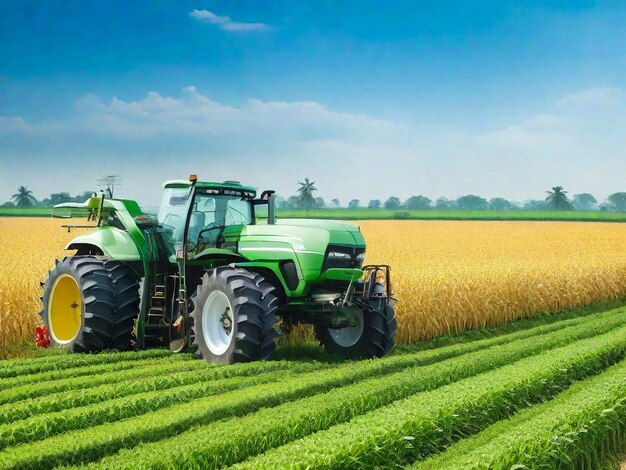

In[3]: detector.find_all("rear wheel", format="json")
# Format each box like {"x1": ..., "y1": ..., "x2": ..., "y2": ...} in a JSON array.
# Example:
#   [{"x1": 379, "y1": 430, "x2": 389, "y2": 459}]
[
  {"x1": 40, "y1": 256, "x2": 139, "y2": 352},
  {"x1": 316, "y1": 304, "x2": 396, "y2": 359},
  {"x1": 191, "y1": 267, "x2": 278, "y2": 364}
]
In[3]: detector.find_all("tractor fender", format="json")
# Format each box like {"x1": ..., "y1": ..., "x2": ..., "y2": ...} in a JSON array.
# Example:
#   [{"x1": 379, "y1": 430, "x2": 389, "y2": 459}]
[{"x1": 65, "y1": 227, "x2": 142, "y2": 261}]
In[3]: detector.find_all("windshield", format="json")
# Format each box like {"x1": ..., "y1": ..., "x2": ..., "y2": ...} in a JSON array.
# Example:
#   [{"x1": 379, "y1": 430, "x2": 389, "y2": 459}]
[{"x1": 187, "y1": 190, "x2": 253, "y2": 252}]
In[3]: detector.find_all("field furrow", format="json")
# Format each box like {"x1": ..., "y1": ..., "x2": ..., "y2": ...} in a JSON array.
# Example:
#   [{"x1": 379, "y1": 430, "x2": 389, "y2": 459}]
[
  {"x1": 2, "y1": 307, "x2": 623, "y2": 468},
  {"x1": 0, "y1": 362, "x2": 329, "y2": 448},
  {"x1": 0, "y1": 356, "x2": 213, "y2": 405},
  {"x1": 0, "y1": 354, "x2": 193, "y2": 392},
  {"x1": 0, "y1": 349, "x2": 174, "y2": 379},
  {"x1": 98, "y1": 326, "x2": 626, "y2": 469},
  {"x1": 0, "y1": 358, "x2": 329, "y2": 425},
  {"x1": 414, "y1": 358, "x2": 626, "y2": 469}
]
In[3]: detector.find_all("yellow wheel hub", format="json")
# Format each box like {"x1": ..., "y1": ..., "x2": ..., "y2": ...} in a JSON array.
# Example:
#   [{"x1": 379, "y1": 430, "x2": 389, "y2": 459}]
[{"x1": 49, "y1": 274, "x2": 82, "y2": 343}]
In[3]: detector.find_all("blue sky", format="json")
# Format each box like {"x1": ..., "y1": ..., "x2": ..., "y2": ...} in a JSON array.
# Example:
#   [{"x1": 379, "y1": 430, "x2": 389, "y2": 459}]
[{"x1": 1, "y1": 1, "x2": 625, "y2": 205}]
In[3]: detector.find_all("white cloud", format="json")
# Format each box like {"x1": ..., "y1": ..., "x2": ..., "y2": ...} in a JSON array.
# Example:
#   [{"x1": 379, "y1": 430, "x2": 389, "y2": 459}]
[
  {"x1": 189, "y1": 9, "x2": 270, "y2": 32},
  {"x1": 1, "y1": 86, "x2": 625, "y2": 205},
  {"x1": 557, "y1": 87, "x2": 626, "y2": 108},
  {"x1": 63, "y1": 86, "x2": 393, "y2": 140}
]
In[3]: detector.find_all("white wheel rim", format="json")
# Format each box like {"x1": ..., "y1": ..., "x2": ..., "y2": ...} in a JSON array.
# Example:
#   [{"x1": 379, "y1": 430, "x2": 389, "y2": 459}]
[
  {"x1": 202, "y1": 290, "x2": 234, "y2": 355},
  {"x1": 330, "y1": 310, "x2": 364, "y2": 348}
]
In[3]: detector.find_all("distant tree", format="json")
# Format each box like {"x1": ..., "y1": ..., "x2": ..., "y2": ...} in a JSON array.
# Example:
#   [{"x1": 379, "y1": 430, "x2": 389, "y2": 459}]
[
  {"x1": 384, "y1": 197, "x2": 401, "y2": 210},
  {"x1": 489, "y1": 197, "x2": 515, "y2": 211},
  {"x1": 72, "y1": 191, "x2": 96, "y2": 202},
  {"x1": 434, "y1": 197, "x2": 455, "y2": 210},
  {"x1": 571, "y1": 193, "x2": 597, "y2": 211},
  {"x1": 11, "y1": 186, "x2": 37, "y2": 208},
  {"x1": 331, "y1": 198, "x2": 341, "y2": 208},
  {"x1": 45, "y1": 192, "x2": 73, "y2": 207},
  {"x1": 274, "y1": 196, "x2": 288, "y2": 209},
  {"x1": 368, "y1": 199, "x2": 381, "y2": 209},
  {"x1": 456, "y1": 195, "x2": 489, "y2": 210},
  {"x1": 545, "y1": 186, "x2": 573, "y2": 211},
  {"x1": 287, "y1": 195, "x2": 300, "y2": 209},
  {"x1": 348, "y1": 199, "x2": 360, "y2": 209},
  {"x1": 0, "y1": 201, "x2": 15, "y2": 208},
  {"x1": 405, "y1": 195, "x2": 432, "y2": 210},
  {"x1": 314, "y1": 197, "x2": 325, "y2": 208},
  {"x1": 297, "y1": 178, "x2": 317, "y2": 212},
  {"x1": 523, "y1": 199, "x2": 548, "y2": 210},
  {"x1": 607, "y1": 192, "x2": 626, "y2": 212}
]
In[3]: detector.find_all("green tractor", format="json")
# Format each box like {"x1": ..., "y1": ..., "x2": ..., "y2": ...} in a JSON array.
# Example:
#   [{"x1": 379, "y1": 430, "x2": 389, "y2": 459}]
[{"x1": 40, "y1": 176, "x2": 396, "y2": 364}]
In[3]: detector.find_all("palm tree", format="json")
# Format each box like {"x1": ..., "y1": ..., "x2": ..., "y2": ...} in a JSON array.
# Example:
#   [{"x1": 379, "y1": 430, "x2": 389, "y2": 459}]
[
  {"x1": 545, "y1": 186, "x2": 573, "y2": 211},
  {"x1": 297, "y1": 178, "x2": 317, "y2": 213},
  {"x1": 11, "y1": 186, "x2": 36, "y2": 208}
]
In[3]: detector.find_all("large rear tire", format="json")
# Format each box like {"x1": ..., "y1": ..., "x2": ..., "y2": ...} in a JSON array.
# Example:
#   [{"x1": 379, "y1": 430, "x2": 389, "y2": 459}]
[
  {"x1": 191, "y1": 267, "x2": 278, "y2": 364},
  {"x1": 316, "y1": 304, "x2": 396, "y2": 359},
  {"x1": 40, "y1": 256, "x2": 139, "y2": 352}
]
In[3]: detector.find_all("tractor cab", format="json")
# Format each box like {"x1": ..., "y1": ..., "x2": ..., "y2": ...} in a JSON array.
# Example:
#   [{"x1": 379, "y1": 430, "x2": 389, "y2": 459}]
[{"x1": 157, "y1": 178, "x2": 275, "y2": 260}]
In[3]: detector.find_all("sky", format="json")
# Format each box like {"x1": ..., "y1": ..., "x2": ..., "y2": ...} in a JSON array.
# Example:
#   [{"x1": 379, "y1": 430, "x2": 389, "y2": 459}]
[{"x1": 1, "y1": 0, "x2": 625, "y2": 206}]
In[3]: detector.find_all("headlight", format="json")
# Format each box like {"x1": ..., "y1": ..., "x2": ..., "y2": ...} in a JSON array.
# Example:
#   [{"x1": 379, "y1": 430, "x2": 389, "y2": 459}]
[{"x1": 328, "y1": 252, "x2": 352, "y2": 260}]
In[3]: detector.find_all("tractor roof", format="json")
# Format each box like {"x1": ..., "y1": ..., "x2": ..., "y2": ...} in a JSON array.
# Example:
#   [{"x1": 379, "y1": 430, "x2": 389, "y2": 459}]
[{"x1": 162, "y1": 180, "x2": 257, "y2": 194}]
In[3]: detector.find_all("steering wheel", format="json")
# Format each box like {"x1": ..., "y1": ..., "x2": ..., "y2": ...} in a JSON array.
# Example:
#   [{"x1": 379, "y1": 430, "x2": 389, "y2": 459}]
[{"x1": 195, "y1": 223, "x2": 226, "y2": 249}]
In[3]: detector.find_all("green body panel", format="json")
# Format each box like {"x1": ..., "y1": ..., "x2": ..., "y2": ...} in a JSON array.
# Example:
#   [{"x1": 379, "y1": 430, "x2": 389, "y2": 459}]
[
  {"x1": 66, "y1": 227, "x2": 142, "y2": 261},
  {"x1": 65, "y1": 199, "x2": 147, "y2": 261}
]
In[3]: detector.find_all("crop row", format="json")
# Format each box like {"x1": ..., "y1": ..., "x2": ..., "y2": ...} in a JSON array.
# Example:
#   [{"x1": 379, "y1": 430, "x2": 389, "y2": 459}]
[
  {"x1": 97, "y1": 324, "x2": 626, "y2": 469},
  {"x1": 4, "y1": 303, "x2": 616, "y2": 424},
  {"x1": 3, "y1": 309, "x2": 625, "y2": 468},
  {"x1": 1, "y1": 306, "x2": 605, "y2": 449},
  {"x1": 0, "y1": 348, "x2": 174, "y2": 379},
  {"x1": 0, "y1": 354, "x2": 329, "y2": 416},
  {"x1": 0, "y1": 361, "x2": 329, "y2": 448},
  {"x1": 0, "y1": 356, "x2": 212, "y2": 405},
  {"x1": 0, "y1": 354, "x2": 192, "y2": 392},
  {"x1": 415, "y1": 357, "x2": 626, "y2": 469}
]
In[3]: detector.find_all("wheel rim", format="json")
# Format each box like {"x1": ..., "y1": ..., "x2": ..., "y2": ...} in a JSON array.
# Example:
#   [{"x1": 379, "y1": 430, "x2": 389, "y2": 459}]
[
  {"x1": 202, "y1": 290, "x2": 235, "y2": 355},
  {"x1": 330, "y1": 309, "x2": 364, "y2": 348},
  {"x1": 48, "y1": 274, "x2": 82, "y2": 344}
]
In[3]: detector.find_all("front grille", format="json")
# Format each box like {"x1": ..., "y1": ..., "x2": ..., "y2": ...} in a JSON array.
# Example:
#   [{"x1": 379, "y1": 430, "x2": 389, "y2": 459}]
[{"x1": 322, "y1": 245, "x2": 365, "y2": 271}]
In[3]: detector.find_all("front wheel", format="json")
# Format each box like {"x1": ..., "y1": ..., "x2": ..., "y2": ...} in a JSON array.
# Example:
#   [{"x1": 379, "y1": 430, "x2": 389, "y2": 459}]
[
  {"x1": 316, "y1": 304, "x2": 396, "y2": 359},
  {"x1": 190, "y1": 267, "x2": 278, "y2": 364}
]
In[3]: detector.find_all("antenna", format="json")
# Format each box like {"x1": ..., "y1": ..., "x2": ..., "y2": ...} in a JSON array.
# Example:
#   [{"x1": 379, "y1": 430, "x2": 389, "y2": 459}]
[{"x1": 96, "y1": 174, "x2": 122, "y2": 198}]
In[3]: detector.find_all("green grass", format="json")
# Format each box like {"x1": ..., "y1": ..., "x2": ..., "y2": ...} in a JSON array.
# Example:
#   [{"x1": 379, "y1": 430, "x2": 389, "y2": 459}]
[
  {"x1": 415, "y1": 358, "x2": 626, "y2": 469},
  {"x1": 277, "y1": 208, "x2": 626, "y2": 222},
  {"x1": 3, "y1": 306, "x2": 624, "y2": 468},
  {"x1": 2, "y1": 206, "x2": 625, "y2": 221},
  {"x1": 97, "y1": 326, "x2": 626, "y2": 469},
  {"x1": 0, "y1": 303, "x2": 624, "y2": 468},
  {"x1": 0, "y1": 348, "x2": 174, "y2": 379},
  {"x1": 0, "y1": 207, "x2": 55, "y2": 217},
  {"x1": 232, "y1": 329, "x2": 626, "y2": 470}
]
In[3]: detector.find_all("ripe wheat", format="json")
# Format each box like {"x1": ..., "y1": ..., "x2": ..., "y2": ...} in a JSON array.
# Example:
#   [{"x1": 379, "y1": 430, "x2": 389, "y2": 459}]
[{"x1": 1, "y1": 218, "x2": 625, "y2": 356}]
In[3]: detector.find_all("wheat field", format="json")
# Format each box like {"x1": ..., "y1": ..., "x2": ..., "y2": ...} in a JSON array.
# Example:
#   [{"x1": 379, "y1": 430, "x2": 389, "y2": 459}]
[
  {"x1": 359, "y1": 220, "x2": 626, "y2": 342},
  {"x1": 1, "y1": 217, "x2": 625, "y2": 357}
]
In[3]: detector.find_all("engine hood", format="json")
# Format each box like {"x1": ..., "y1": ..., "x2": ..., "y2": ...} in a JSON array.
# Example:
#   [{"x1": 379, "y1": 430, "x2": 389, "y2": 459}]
[{"x1": 237, "y1": 219, "x2": 365, "y2": 251}]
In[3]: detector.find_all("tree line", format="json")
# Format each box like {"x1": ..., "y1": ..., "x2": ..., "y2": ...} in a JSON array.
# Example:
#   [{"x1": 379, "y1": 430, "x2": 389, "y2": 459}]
[
  {"x1": 4, "y1": 182, "x2": 626, "y2": 212},
  {"x1": 2, "y1": 186, "x2": 95, "y2": 209},
  {"x1": 279, "y1": 181, "x2": 626, "y2": 212}
]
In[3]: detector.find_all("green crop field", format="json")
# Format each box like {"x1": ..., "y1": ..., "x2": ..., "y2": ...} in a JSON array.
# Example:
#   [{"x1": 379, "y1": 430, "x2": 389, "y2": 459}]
[
  {"x1": 2, "y1": 206, "x2": 626, "y2": 222},
  {"x1": 277, "y1": 208, "x2": 626, "y2": 222},
  {"x1": 1, "y1": 301, "x2": 625, "y2": 469}
]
